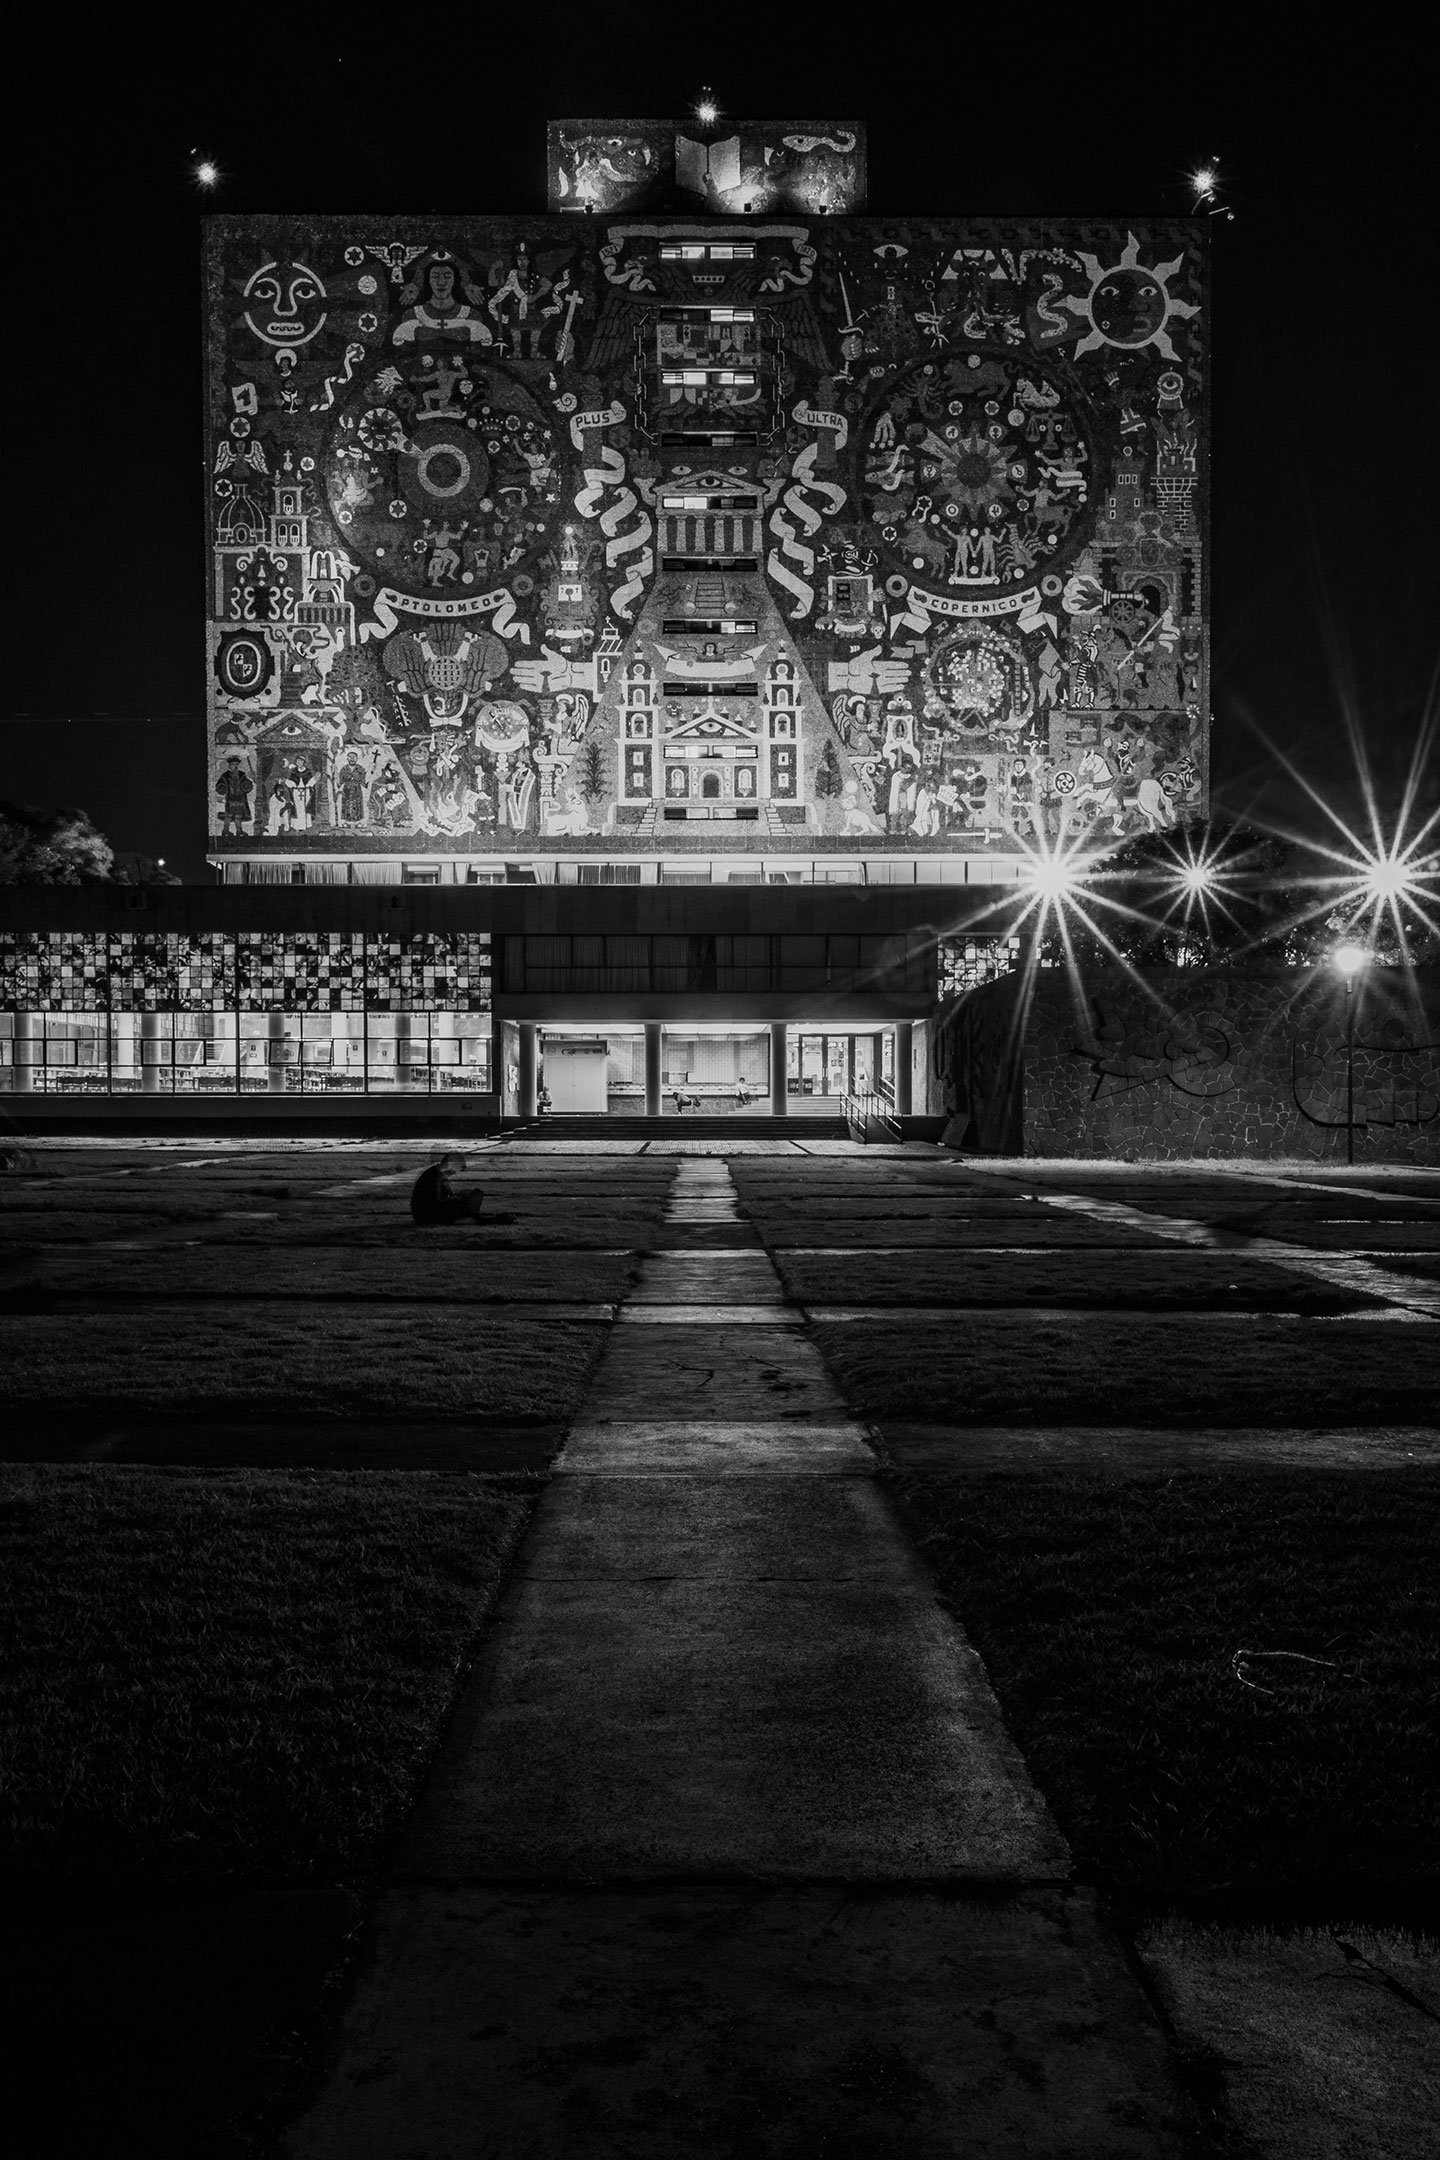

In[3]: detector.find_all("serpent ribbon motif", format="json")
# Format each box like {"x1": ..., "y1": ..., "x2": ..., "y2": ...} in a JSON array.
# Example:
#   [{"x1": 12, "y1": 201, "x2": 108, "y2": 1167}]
[
  {"x1": 309, "y1": 342, "x2": 366, "y2": 414},
  {"x1": 765, "y1": 407, "x2": 849, "y2": 620},
  {"x1": 569, "y1": 403, "x2": 654, "y2": 621}
]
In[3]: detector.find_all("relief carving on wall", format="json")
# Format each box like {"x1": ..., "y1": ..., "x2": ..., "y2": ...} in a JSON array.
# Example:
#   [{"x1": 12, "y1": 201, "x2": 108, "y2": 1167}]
[{"x1": 1074, "y1": 1001, "x2": 1236, "y2": 1099}]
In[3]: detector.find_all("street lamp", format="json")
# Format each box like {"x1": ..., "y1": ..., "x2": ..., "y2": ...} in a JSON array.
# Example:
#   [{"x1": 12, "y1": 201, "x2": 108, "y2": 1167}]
[{"x1": 1332, "y1": 943, "x2": 1370, "y2": 1166}]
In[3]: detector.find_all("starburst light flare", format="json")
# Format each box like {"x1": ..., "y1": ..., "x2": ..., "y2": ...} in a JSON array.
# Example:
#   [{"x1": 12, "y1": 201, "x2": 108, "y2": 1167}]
[{"x1": 194, "y1": 157, "x2": 220, "y2": 189}]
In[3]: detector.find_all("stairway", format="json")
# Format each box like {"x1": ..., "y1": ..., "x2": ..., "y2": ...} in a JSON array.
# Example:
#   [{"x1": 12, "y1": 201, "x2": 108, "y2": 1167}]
[{"x1": 508, "y1": 1113, "x2": 848, "y2": 1141}]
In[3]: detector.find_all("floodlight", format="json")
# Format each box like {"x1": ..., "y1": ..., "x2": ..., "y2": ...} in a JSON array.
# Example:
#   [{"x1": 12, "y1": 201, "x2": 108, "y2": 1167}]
[
  {"x1": 194, "y1": 159, "x2": 220, "y2": 188},
  {"x1": 1332, "y1": 942, "x2": 1370, "y2": 976},
  {"x1": 1361, "y1": 856, "x2": 1413, "y2": 904},
  {"x1": 1024, "y1": 856, "x2": 1083, "y2": 903},
  {"x1": 1179, "y1": 862, "x2": 1216, "y2": 895},
  {"x1": 1191, "y1": 166, "x2": 1218, "y2": 201},
  {"x1": 695, "y1": 89, "x2": 719, "y2": 125}
]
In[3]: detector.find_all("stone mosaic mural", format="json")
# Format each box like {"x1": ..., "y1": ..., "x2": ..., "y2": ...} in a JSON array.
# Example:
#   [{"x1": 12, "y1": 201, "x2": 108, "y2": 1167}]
[{"x1": 206, "y1": 215, "x2": 1208, "y2": 863}]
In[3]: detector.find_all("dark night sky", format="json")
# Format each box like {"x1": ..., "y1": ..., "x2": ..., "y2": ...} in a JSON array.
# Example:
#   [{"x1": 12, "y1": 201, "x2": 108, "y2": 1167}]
[{"x1": 5, "y1": 20, "x2": 1435, "y2": 881}]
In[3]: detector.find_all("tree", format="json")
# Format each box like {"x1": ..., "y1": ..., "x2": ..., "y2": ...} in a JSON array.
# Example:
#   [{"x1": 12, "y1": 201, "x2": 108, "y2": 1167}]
[
  {"x1": 0, "y1": 801, "x2": 178, "y2": 886},
  {"x1": 575, "y1": 738, "x2": 606, "y2": 805},
  {"x1": 815, "y1": 741, "x2": 843, "y2": 799},
  {"x1": 1050, "y1": 818, "x2": 1439, "y2": 971}
]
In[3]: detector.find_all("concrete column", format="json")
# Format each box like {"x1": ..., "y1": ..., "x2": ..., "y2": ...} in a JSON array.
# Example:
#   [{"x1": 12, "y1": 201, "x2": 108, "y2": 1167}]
[
  {"x1": 267, "y1": 1009, "x2": 288, "y2": 1095},
  {"x1": 894, "y1": 1022, "x2": 914, "y2": 1116},
  {"x1": 141, "y1": 1010, "x2": 163, "y2": 1096},
  {"x1": 517, "y1": 1022, "x2": 538, "y2": 1119},
  {"x1": 12, "y1": 1010, "x2": 38, "y2": 1093},
  {"x1": 644, "y1": 1023, "x2": 663, "y2": 1117},
  {"x1": 769, "y1": 1021, "x2": 788, "y2": 1116},
  {"x1": 490, "y1": 1016, "x2": 506, "y2": 1105}
]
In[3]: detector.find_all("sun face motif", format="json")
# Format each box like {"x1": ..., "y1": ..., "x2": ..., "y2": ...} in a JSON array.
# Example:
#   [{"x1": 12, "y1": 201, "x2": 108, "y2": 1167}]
[{"x1": 1064, "y1": 233, "x2": 1199, "y2": 361}]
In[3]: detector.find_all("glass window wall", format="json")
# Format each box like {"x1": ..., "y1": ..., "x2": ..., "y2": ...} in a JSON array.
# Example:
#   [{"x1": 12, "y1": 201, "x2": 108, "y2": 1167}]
[{"x1": 0, "y1": 1012, "x2": 492, "y2": 1095}]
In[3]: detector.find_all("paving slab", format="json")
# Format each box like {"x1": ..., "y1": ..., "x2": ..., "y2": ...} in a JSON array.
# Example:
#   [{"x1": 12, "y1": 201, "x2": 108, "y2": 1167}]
[
  {"x1": 618, "y1": 1303, "x2": 806, "y2": 1324},
  {"x1": 578, "y1": 1325, "x2": 851, "y2": 1423},
  {"x1": 1027, "y1": 1191, "x2": 1440, "y2": 1318},
  {"x1": 526, "y1": 1474, "x2": 915, "y2": 1577},
  {"x1": 560, "y1": 1419, "x2": 875, "y2": 1475},
  {"x1": 291, "y1": 1885, "x2": 1188, "y2": 2160},
  {"x1": 399, "y1": 1561, "x2": 1064, "y2": 1882},
  {"x1": 288, "y1": 1153, "x2": 1196, "y2": 2154}
]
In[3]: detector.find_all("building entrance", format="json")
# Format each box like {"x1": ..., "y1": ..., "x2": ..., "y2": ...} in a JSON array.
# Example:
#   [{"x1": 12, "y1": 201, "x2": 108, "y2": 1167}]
[{"x1": 789, "y1": 1031, "x2": 893, "y2": 1103}]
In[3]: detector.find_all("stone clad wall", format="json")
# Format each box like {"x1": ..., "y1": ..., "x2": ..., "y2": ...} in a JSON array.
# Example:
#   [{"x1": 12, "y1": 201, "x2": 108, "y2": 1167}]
[{"x1": 939, "y1": 964, "x2": 1440, "y2": 1162}]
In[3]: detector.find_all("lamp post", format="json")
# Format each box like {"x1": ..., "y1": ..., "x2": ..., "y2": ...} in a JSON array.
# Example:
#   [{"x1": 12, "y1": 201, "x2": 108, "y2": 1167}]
[{"x1": 1332, "y1": 943, "x2": 1370, "y2": 1166}]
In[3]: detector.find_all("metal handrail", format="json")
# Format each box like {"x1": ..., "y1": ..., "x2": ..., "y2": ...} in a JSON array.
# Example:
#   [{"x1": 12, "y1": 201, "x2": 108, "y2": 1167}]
[{"x1": 842, "y1": 1090, "x2": 902, "y2": 1144}]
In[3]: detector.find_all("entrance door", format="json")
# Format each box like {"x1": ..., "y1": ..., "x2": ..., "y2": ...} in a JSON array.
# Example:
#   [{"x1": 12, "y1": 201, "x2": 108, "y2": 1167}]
[
  {"x1": 794, "y1": 1033, "x2": 887, "y2": 1099},
  {"x1": 543, "y1": 1041, "x2": 609, "y2": 1113}
]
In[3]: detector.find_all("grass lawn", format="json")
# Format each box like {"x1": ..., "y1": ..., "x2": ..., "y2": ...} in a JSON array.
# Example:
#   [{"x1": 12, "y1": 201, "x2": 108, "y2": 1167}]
[
  {"x1": 0, "y1": 1464, "x2": 531, "y2": 1890},
  {"x1": 0, "y1": 1463, "x2": 534, "y2": 2157},
  {"x1": 778, "y1": 1251, "x2": 1379, "y2": 1314},
  {"x1": 763, "y1": 1216, "x2": 1174, "y2": 1249},
  {"x1": 4, "y1": 1246, "x2": 637, "y2": 1305},
  {"x1": 813, "y1": 1315, "x2": 1440, "y2": 1425},
  {"x1": 887, "y1": 1467, "x2": 1440, "y2": 1913},
  {"x1": 0, "y1": 1309, "x2": 608, "y2": 1419}
]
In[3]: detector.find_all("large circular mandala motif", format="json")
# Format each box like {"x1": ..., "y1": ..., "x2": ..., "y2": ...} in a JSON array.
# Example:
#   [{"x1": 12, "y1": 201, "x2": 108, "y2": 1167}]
[
  {"x1": 324, "y1": 359, "x2": 562, "y2": 596},
  {"x1": 862, "y1": 349, "x2": 1094, "y2": 596}
]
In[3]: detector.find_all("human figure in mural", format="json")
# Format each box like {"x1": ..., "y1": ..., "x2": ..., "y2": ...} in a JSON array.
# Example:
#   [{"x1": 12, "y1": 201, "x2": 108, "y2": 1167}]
[
  {"x1": 369, "y1": 772, "x2": 413, "y2": 829},
  {"x1": 410, "y1": 1152, "x2": 486, "y2": 1225},
  {"x1": 267, "y1": 771, "x2": 298, "y2": 835},
  {"x1": 424, "y1": 731, "x2": 479, "y2": 835},
  {"x1": 487, "y1": 243, "x2": 554, "y2": 358},
  {"x1": 336, "y1": 753, "x2": 368, "y2": 826},
  {"x1": 417, "y1": 354, "x2": 468, "y2": 418},
  {"x1": 393, "y1": 259, "x2": 493, "y2": 346},
  {"x1": 422, "y1": 519, "x2": 468, "y2": 585},
  {"x1": 216, "y1": 755, "x2": 253, "y2": 836}
]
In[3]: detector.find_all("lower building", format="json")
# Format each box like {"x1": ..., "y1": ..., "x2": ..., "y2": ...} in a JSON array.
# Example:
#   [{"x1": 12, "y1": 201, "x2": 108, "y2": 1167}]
[{"x1": 0, "y1": 883, "x2": 1022, "y2": 1125}]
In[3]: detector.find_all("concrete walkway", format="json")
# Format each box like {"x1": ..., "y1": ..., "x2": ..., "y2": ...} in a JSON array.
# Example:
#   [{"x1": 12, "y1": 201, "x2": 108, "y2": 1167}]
[{"x1": 290, "y1": 1159, "x2": 1191, "y2": 2156}]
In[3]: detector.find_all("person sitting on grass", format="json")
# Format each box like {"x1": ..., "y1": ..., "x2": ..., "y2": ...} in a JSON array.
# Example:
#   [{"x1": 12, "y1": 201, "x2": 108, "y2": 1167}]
[{"x1": 410, "y1": 1152, "x2": 484, "y2": 1225}]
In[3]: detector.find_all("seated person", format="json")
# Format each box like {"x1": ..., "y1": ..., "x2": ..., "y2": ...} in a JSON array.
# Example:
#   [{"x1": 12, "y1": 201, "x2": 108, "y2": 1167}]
[
  {"x1": 410, "y1": 1152, "x2": 484, "y2": 1224},
  {"x1": 734, "y1": 1075, "x2": 754, "y2": 1108}
]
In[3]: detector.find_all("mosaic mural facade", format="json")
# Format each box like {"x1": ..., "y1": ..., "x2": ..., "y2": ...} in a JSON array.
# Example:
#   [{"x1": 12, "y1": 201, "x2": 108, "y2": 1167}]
[
  {"x1": 0, "y1": 932, "x2": 492, "y2": 1011},
  {"x1": 206, "y1": 214, "x2": 1208, "y2": 867}
]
